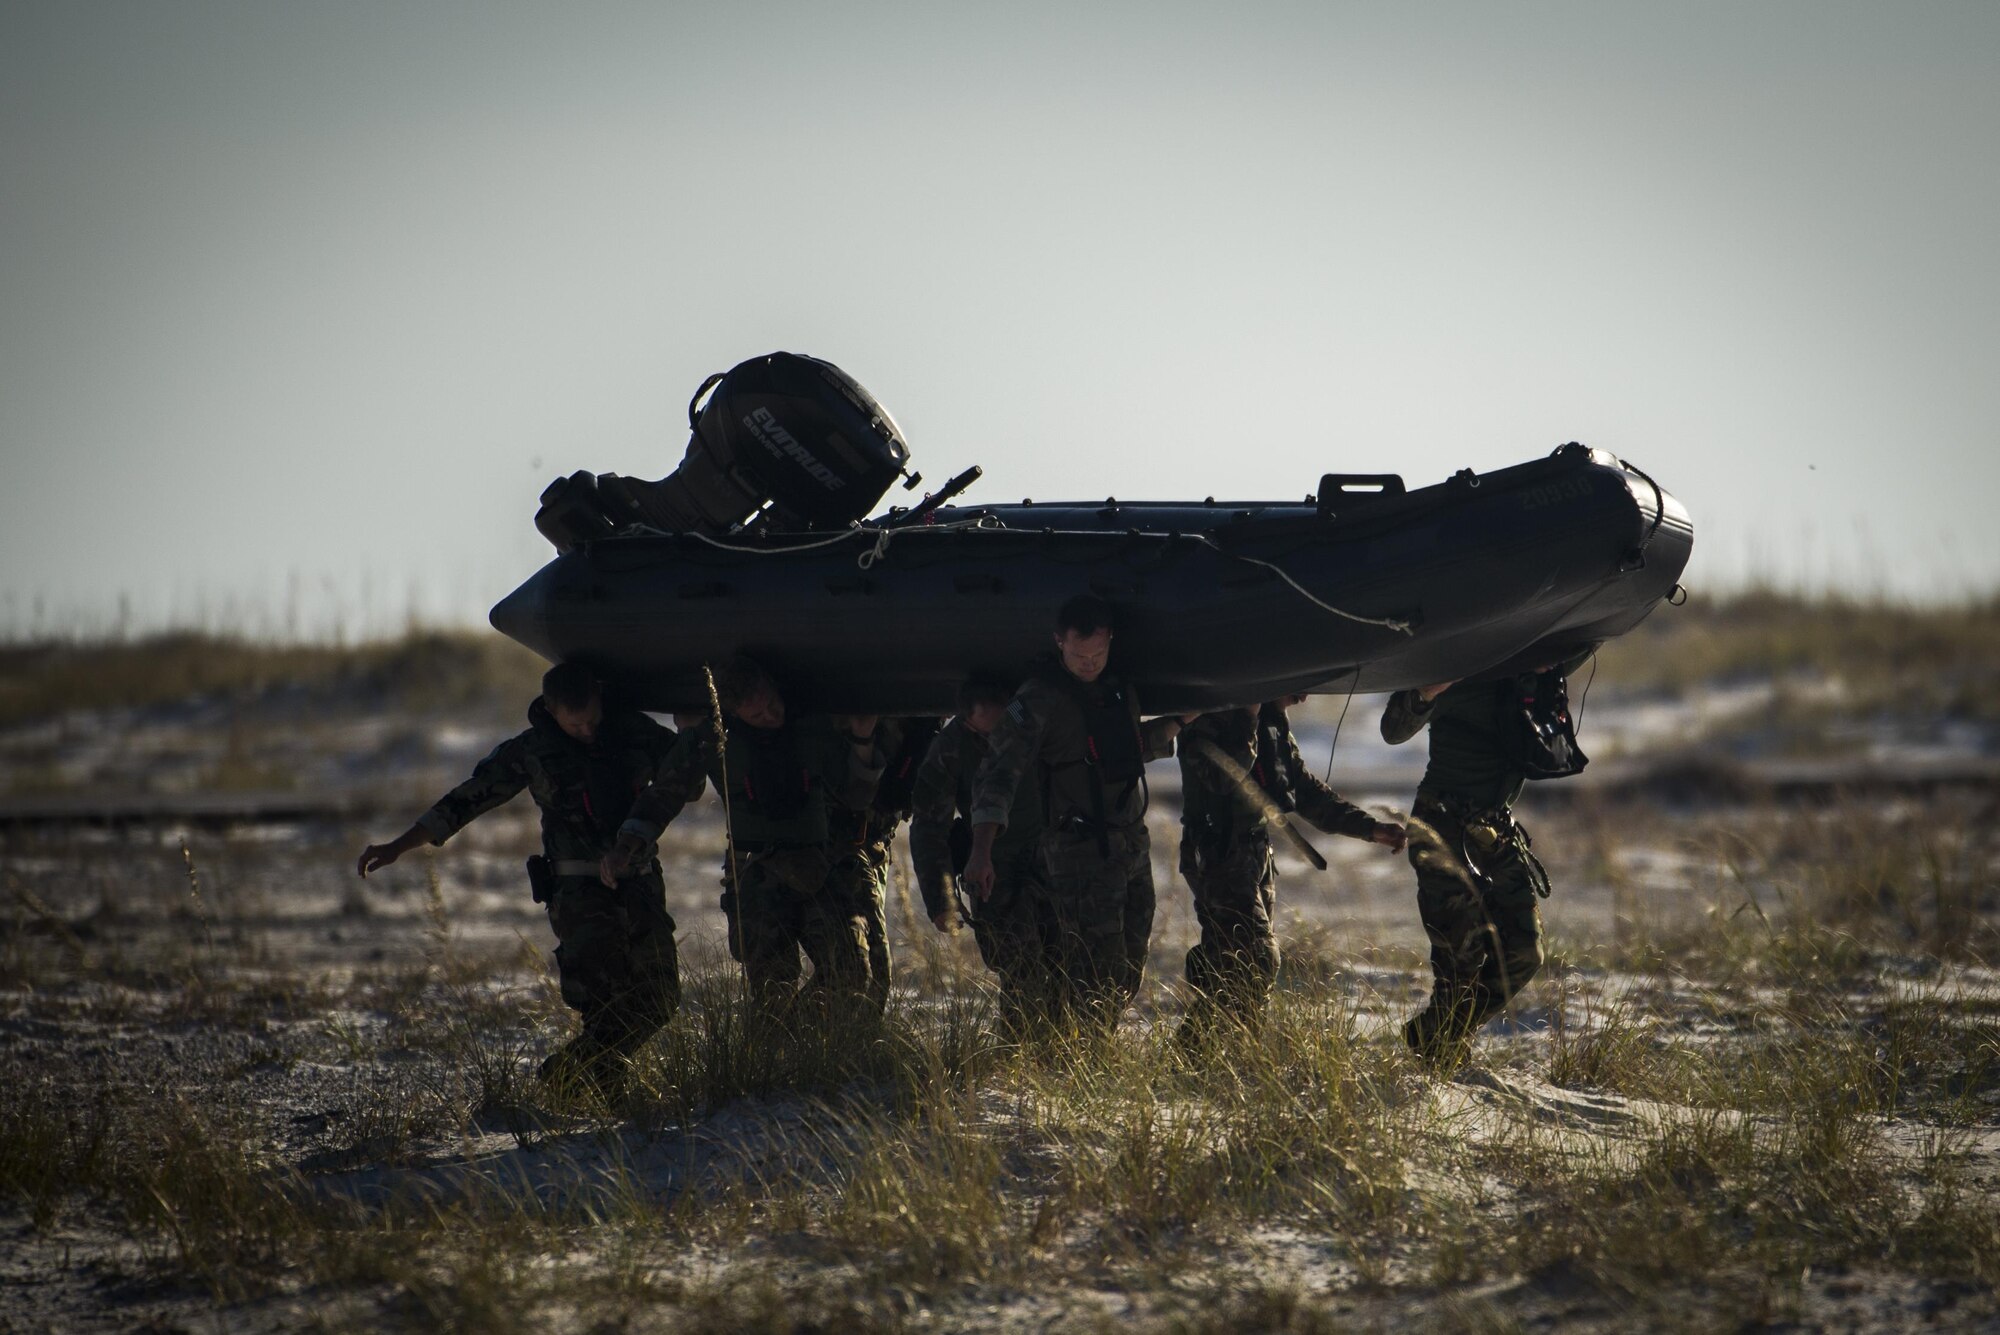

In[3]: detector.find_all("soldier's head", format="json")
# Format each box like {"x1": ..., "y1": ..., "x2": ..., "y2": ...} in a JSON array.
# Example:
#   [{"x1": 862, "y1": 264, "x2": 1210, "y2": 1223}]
[
  {"x1": 717, "y1": 656, "x2": 786, "y2": 730},
  {"x1": 1052, "y1": 594, "x2": 1115, "y2": 684},
  {"x1": 542, "y1": 663, "x2": 604, "y2": 743},
  {"x1": 957, "y1": 673, "x2": 1015, "y2": 736}
]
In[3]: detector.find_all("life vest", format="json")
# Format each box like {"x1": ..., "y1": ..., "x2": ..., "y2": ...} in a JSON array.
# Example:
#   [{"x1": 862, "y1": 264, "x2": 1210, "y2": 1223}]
[
  {"x1": 1504, "y1": 671, "x2": 1590, "y2": 780},
  {"x1": 1037, "y1": 663, "x2": 1146, "y2": 850},
  {"x1": 724, "y1": 719, "x2": 829, "y2": 847}
]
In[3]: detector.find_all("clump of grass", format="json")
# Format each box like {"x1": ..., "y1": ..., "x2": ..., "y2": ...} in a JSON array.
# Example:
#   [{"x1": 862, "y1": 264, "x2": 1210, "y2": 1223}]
[{"x1": 1594, "y1": 587, "x2": 2000, "y2": 719}]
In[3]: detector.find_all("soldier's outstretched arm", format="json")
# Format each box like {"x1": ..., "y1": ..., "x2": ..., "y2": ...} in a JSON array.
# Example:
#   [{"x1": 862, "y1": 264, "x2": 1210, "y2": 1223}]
[
  {"x1": 1282, "y1": 725, "x2": 1385, "y2": 842},
  {"x1": 356, "y1": 821, "x2": 430, "y2": 878},
  {"x1": 358, "y1": 733, "x2": 530, "y2": 877}
]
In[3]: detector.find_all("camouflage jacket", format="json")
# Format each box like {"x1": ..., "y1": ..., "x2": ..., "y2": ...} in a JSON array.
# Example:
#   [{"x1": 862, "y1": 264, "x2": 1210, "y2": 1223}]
[
  {"x1": 907, "y1": 716, "x2": 1045, "y2": 918},
  {"x1": 1379, "y1": 650, "x2": 1594, "y2": 811},
  {"x1": 831, "y1": 716, "x2": 943, "y2": 853},
  {"x1": 620, "y1": 712, "x2": 886, "y2": 851},
  {"x1": 969, "y1": 659, "x2": 1178, "y2": 833},
  {"x1": 416, "y1": 700, "x2": 685, "y2": 863},
  {"x1": 1180, "y1": 703, "x2": 1377, "y2": 858}
]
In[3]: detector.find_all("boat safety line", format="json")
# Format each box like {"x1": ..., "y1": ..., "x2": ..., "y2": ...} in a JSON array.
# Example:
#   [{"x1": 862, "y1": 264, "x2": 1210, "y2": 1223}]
[
  {"x1": 666, "y1": 520, "x2": 1413, "y2": 634},
  {"x1": 671, "y1": 518, "x2": 996, "y2": 569},
  {"x1": 1621, "y1": 459, "x2": 1667, "y2": 553},
  {"x1": 1192, "y1": 537, "x2": 1414, "y2": 635}
]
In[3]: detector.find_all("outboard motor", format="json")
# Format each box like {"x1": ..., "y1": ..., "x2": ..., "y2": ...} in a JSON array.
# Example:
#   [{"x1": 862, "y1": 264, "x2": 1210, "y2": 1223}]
[{"x1": 535, "y1": 352, "x2": 914, "y2": 549}]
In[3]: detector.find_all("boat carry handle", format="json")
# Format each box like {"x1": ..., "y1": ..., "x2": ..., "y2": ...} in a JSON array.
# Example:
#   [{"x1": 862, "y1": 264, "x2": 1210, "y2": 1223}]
[{"x1": 1316, "y1": 473, "x2": 1406, "y2": 518}]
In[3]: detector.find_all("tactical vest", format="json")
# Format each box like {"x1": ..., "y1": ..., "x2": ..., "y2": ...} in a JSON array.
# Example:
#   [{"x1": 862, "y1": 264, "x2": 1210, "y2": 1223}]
[
  {"x1": 525, "y1": 703, "x2": 655, "y2": 844},
  {"x1": 723, "y1": 720, "x2": 830, "y2": 849},
  {"x1": 875, "y1": 718, "x2": 942, "y2": 818},
  {"x1": 1037, "y1": 664, "x2": 1146, "y2": 850}
]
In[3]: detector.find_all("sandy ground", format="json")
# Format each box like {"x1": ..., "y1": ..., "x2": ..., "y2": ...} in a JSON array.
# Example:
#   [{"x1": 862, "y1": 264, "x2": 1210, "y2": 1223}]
[{"x1": 4, "y1": 689, "x2": 1999, "y2": 1331}]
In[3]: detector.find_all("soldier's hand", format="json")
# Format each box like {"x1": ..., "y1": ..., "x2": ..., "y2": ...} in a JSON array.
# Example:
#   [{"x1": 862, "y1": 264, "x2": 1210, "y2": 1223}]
[
  {"x1": 1370, "y1": 821, "x2": 1408, "y2": 854},
  {"x1": 599, "y1": 835, "x2": 642, "y2": 887},
  {"x1": 962, "y1": 850, "x2": 996, "y2": 901},
  {"x1": 1418, "y1": 680, "x2": 1456, "y2": 701},
  {"x1": 931, "y1": 910, "x2": 954, "y2": 933},
  {"x1": 356, "y1": 843, "x2": 401, "y2": 878}
]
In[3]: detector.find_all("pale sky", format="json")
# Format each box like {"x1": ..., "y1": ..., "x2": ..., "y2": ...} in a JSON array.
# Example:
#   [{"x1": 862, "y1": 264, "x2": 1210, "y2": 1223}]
[{"x1": 4, "y1": 1, "x2": 1996, "y2": 638}]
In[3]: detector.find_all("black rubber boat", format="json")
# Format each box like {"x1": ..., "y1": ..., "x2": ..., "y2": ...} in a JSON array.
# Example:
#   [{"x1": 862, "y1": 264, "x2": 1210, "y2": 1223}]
[{"x1": 492, "y1": 353, "x2": 1693, "y2": 715}]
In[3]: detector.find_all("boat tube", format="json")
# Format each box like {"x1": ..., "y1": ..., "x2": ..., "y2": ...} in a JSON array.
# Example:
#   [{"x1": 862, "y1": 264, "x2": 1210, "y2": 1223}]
[{"x1": 494, "y1": 438, "x2": 1691, "y2": 717}]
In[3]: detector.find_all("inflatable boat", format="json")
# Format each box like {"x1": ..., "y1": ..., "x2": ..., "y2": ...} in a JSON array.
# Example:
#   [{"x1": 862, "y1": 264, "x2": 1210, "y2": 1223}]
[{"x1": 491, "y1": 353, "x2": 1693, "y2": 715}]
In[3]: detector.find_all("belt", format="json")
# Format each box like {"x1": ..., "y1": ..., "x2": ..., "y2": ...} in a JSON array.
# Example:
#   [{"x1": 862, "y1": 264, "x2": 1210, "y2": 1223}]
[
  {"x1": 552, "y1": 859, "x2": 636, "y2": 879},
  {"x1": 1052, "y1": 814, "x2": 1142, "y2": 835}
]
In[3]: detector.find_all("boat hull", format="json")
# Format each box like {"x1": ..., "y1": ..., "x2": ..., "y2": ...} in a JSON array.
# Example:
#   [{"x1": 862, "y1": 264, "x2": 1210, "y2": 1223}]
[{"x1": 489, "y1": 446, "x2": 1693, "y2": 714}]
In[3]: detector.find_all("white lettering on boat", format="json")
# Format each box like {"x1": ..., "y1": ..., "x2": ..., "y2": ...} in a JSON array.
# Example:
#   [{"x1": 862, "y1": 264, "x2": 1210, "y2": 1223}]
[{"x1": 744, "y1": 408, "x2": 844, "y2": 490}]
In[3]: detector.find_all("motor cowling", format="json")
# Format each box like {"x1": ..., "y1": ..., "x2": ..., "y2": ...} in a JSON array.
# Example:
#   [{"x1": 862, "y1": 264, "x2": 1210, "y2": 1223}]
[{"x1": 534, "y1": 352, "x2": 911, "y2": 549}]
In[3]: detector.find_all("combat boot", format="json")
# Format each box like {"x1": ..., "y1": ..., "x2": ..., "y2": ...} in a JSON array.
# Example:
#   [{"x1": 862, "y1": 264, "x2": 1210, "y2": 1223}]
[
  {"x1": 1402, "y1": 996, "x2": 1477, "y2": 1073},
  {"x1": 538, "y1": 1033, "x2": 630, "y2": 1104}
]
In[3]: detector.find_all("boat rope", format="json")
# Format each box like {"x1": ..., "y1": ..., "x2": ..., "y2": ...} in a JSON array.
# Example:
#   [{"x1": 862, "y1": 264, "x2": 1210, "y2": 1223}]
[
  {"x1": 675, "y1": 518, "x2": 997, "y2": 570},
  {"x1": 670, "y1": 519, "x2": 1413, "y2": 633},
  {"x1": 1323, "y1": 666, "x2": 1360, "y2": 784},
  {"x1": 1621, "y1": 458, "x2": 1667, "y2": 554},
  {"x1": 1193, "y1": 537, "x2": 1415, "y2": 635},
  {"x1": 857, "y1": 526, "x2": 894, "y2": 569},
  {"x1": 1572, "y1": 651, "x2": 1599, "y2": 736}
]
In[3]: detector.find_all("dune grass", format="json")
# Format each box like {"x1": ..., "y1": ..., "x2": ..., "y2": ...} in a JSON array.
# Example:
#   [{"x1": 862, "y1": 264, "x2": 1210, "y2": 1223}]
[
  {"x1": 4, "y1": 792, "x2": 1998, "y2": 1331},
  {"x1": 1593, "y1": 586, "x2": 2000, "y2": 719},
  {"x1": 0, "y1": 629, "x2": 546, "y2": 728}
]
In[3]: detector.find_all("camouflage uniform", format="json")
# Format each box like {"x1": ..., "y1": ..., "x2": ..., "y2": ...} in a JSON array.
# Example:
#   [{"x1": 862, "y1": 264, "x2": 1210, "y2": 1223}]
[
  {"x1": 970, "y1": 659, "x2": 1178, "y2": 1028},
  {"x1": 624, "y1": 714, "x2": 885, "y2": 1019},
  {"x1": 415, "y1": 699, "x2": 693, "y2": 1089},
  {"x1": 908, "y1": 716, "x2": 1050, "y2": 1029},
  {"x1": 1380, "y1": 654, "x2": 1589, "y2": 1059},
  {"x1": 829, "y1": 717, "x2": 941, "y2": 1013},
  {"x1": 1177, "y1": 703, "x2": 1379, "y2": 1044}
]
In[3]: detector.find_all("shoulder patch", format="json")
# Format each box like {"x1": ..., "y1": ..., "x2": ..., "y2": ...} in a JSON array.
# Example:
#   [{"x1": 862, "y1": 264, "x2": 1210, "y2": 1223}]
[{"x1": 1006, "y1": 699, "x2": 1030, "y2": 726}]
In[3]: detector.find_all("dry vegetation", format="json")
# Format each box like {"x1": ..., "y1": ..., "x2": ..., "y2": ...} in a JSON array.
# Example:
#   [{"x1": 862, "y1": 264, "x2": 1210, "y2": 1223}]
[
  {"x1": 1594, "y1": 587, "x2": 2000, "y2": 721},
  {"x1": 0, "y1": 630, "x2": 546, "y2": 730},
  {"x1": 4, "y1": 800, "x2": 1996, "y2": 1331},
  {"x1": 2, "y1": 595, "x2": 1998, "y2": 1331}
]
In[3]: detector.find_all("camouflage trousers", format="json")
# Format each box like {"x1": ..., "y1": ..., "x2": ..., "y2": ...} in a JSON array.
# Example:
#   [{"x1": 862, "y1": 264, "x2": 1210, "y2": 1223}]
[
  {"x1": 835, "y1": 836, "x2": 896, "y2": 1014},
  {"x1": 1178, "y1": 834, "x2": 1279, "y2": 1045},
  {"x1": 969, "y1": 849, "x2": 1055, "y2": 1033},
  {"x1": 545, "y1": 864, "x2": 680, "y2": 1077},
  {"x1": 721, "y1": 846, "x2": 872, "y2": 1021},
  {"x1": 1035, "y1": 822, "x2": 1155, "y2": 1030},
  {"x1": 1402, "y1": 796, "x2": 1549, "y2": 1060}
]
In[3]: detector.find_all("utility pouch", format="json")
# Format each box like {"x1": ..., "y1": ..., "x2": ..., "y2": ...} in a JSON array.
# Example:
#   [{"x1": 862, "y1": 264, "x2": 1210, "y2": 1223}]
[{"x1": 526, "y1": 854, "x2": 555, "y2": 905}]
